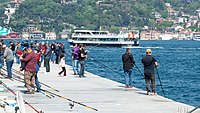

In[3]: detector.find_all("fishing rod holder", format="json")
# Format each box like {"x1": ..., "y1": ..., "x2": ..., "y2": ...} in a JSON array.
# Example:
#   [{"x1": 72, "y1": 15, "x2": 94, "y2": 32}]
[
  {"x1": 40, "y1": 110, "x2": 44, "y2": 113},
  {"x1": 69, "y1": 102, "x2": 75, "y2": 109}
]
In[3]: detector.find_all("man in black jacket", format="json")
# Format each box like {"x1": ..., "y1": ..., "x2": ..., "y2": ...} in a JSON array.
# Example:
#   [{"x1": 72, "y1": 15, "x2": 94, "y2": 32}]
[
  {"x1": 122, "y1": 48, "x2": 135, "y2": 88},
  {"x1": 142, "y1": 49, "x2": 158, "y2": 95}
]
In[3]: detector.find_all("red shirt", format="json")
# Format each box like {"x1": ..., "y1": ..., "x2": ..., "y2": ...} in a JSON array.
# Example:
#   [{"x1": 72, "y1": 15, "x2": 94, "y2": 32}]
[
  {"x1": 40, "y1": 45, "x2": 46, "y2": 54},
  {"x1": 21, "y1": 51, "x2": 37, "y2": 72},
  {"x1": 37, "y1": 53, "x2": 40, "y2": 61}
]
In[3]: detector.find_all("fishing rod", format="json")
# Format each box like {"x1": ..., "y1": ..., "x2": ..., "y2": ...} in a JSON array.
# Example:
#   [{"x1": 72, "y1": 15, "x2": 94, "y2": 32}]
[
  {"x1": 187, "y1": 105, "x2": 200, "y2": 113},
  {"x1": 11, "y1": 76, "x2": 54, "y2": 99},
  {"x1": 66, "y1": 50, "x2": 144, "y2": 82},
  {"x1": 65, "y1": 51, "x2": 125, "y2": 78},
  {"x1": 155, "y1": 68, "x2": 165, "y2": 97},
  {"x1": 11, "y1": 69, "x2": 55, "y2": 98},
  {"x1": 88, "y1": 57, "x2": 125, "y2": 77},
  {"x1": 1, "y1": 68, "x2": 54, "y2": 99},
  {"x1": 5, "y1": 69, "x2": 98, "y2": 111},
  {"x1": 11, "y1": 76, "x2": 98, "y2": 111},
  {"x1": 134, "y1": 64, "x2": 144, "y2": 78},
  {"x1": 0, "y1": 80, "x2": 42, "y2": 113},
  {"x1": 11, "y1": 68, "x2": 59, "y2": 92}
]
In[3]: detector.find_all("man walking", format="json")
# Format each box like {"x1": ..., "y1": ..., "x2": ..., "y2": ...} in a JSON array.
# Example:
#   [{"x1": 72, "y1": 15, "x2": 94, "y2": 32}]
[
  {"x1": 122, "y1": 48, "x2": 135, "y2": 88},
  {"x1": 3, "y1": 45, "x2": 14, "y2": 79},
  {"x1": 20, "y1": 47, "x2": 38, "y2": 94},
  {"x1": 142, "y1": 49, "x2": 158, "y2": 95}
]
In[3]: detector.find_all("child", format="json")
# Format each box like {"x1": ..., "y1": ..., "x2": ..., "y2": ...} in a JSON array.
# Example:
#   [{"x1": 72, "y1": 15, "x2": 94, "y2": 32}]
[{"x1": 58, "y1": 54, "x2": 68, "y2": 76}]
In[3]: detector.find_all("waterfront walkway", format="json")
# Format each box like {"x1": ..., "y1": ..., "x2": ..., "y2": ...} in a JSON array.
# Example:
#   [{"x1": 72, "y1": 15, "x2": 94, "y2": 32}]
[{"x1": 0, "y1": 62, "x2": 199, "y2": 113}]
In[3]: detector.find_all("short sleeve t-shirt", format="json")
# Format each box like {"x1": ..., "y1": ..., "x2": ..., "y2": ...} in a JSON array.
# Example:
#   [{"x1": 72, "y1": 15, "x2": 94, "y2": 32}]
[{"x1": 142, "y1": 55, "x2": 157, "y2": 74}]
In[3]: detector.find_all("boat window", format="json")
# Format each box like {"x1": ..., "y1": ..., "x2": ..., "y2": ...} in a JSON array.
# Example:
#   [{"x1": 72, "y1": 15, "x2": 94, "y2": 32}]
[
  {"x1": 92, "y1": 32, "x2": 99, "y2": 35},
  {"x1": 124, "y1": 38, "x2": 135, "y2": 41},
  {"x1": 100, "y1": 32, "x2": 108, "y2": 35}
]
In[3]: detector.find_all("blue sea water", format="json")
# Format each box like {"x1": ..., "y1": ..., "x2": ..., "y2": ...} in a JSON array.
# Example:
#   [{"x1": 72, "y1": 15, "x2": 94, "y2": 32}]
[
  {"x1": 65, "y1": 40, "x2": 200, "y2": 107},
  {"x1": 3, "y1": 39, "x2": 199, "y2": 107}
]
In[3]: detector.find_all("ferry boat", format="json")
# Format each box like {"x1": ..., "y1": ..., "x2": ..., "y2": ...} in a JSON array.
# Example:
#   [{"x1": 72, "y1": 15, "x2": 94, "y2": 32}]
[
  {"x1": 68, "y1": 30, "x2": 139, "y2": 47},
  {"x1": 192, "y1": 32, "x2": 200, "y2": 41}
]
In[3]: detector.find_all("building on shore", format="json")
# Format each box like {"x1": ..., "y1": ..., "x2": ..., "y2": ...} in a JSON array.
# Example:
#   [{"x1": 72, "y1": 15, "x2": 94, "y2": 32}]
[
  {"x1": 0, "y1": 32, "x2": 20, "y2": 39},
  {"x1": 59, "y1": 30, "x2": 71, "y2": 39},
  {"x1": 21, "y1": 32, "x2": 29, "y2": 40},
  {"x1": 140, "y1": 30, "x2": 161, "y2": 40},
  {"x1": 160, "y1": 32, "x2": 178, "y2": 40},
  {"x1": 178, "y1": 30, "x2": 192, "y2": 40},
  {"x1": 45, "y1": 32, "x2": 56, "y2": 40},
  {"x1": 192, "y1": 32, "x2": 200, "y2": 41},
  {"x1": 29, "y1": 30, "x2": 45, "y2": 40},
  {"x1": 23, "y1": 24, "x2": 37, "y2": 32}
]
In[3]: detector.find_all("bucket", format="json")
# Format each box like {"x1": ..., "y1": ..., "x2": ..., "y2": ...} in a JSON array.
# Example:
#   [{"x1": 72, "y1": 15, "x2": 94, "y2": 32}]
[{"x1": 0, "y1": 85, "x2": 4, "y2": 92}]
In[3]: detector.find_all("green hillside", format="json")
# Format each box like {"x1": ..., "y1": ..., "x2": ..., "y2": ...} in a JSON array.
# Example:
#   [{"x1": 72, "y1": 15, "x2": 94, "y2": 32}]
[{"x1": 0, "y1": 0, "x2": 199, "y2": 33}]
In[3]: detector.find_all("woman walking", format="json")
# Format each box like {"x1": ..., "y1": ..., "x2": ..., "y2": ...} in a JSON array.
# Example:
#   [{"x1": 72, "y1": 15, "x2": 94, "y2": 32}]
[{"x1": 58, "y1": 54, "x2": 68, "y2": 77}]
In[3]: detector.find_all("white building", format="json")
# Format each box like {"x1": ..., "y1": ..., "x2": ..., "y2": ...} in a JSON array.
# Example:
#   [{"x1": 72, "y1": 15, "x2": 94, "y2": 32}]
[
  {"x1": 176, "y1": 17, "x2": 184, "y2": 23},
  {"x1": 178, "y1": 31, "x2": 192, "y2": 40},
  {"x1": 21, "y1": 32, "x2": 29, "y2": 40},
  {"x1": 30, "y1": 30, "x2": 45, "y2": 40},
  {"x1": 192, "y1": 32, "x2": 200, "y2": 41},
  {"x1": 160, "y1": 32, "x2": 178, "y2": 40},
  {"x1": 196, "y1": 9, "x2": 200, "y2": 18},
  {"x1": 45, "y1": 32, "x2": 56, "y2": 40}
]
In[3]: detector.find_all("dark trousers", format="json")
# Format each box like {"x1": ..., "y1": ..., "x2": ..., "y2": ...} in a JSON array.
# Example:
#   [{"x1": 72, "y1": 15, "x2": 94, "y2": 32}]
[
  {"x1": 58, "y1": 67, "x2": 66, "y2": 76},
  {"x1": 144, "y1": 73, "x2": 156, "y2": 93},
  {"x1": 79, "y1": 60, "x2": 85, "y2": 77},
  {"x1": 44, "y1": 58, "x2": 50, "y2": 72},
  {"x1": 55, "y1": 54, "x2": 60, "y2": 64}
]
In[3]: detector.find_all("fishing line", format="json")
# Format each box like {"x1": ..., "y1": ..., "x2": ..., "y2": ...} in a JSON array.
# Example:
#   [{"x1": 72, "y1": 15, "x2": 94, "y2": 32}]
[
  {"x1": 1, "y1": 68, "x2": 54, "y2": 99},
  {"x1": 66, "y1": 50, "x2": 144, "y2": 83},
  {"x1": 156, "y1": 68, "x2": 165, "y2": 97},
  {"x1": 187, "y1": 105, "x2": 200, "y2": 113},
  {"x1": 3, "y1": 68, "x2": 98, "y2": 111},
  {"x1": 0, "y1": 80, "x2": 42, "y2": 113},
  {"x1": 134, "y1": 64, "x2": 144, "y2": 78},
  {"x1": 11, "y1": 68, "x2": 59, "y2": 92},
  {"x1": 12, "y1": 77, "x2": 98, "y2": 111}
]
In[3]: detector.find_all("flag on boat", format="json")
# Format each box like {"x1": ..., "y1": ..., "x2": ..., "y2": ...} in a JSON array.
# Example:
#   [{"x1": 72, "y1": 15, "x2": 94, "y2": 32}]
[{"x1": 0, "y1": 26, "x2": 10, "y2": 35}]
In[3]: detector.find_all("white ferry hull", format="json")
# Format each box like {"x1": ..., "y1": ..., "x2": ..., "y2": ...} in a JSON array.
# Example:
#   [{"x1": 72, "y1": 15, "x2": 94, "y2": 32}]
[
  {"x1": 68, "y1": 39, "x2": 139, "y2": 47},
  {"x1": 193, "y1": 38, "x2": 200, "y2": 41}
]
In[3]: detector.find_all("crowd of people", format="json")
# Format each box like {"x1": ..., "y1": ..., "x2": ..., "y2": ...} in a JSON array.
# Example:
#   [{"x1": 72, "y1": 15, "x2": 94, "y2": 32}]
[
  {"x1": 0, "y1": 39, "x2": 158, "y2": 96},
  {"x1": 0, "y1": 40, "x2": 88, "y2": 94}
]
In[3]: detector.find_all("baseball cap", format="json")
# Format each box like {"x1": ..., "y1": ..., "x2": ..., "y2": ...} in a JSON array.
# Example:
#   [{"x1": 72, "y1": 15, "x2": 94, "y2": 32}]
[
  {"x1": 146, "y1": 49, "x2": 152, "y2": 53},
  {"x1": 2, "y1": 45, "x2": 6, "y2": 48}
]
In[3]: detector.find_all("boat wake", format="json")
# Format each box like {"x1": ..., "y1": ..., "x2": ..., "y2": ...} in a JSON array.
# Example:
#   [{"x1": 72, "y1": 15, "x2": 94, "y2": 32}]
[
  {"x1": 169, "y1": 48, "x2": 200, "y2": 50},
  {"x1": 123, "y1": 46, "x2": 164, "y2": 49}
]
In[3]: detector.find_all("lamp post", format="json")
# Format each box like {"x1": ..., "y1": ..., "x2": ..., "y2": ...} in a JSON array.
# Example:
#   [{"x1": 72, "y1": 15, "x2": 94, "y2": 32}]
[{"x1": 98, "y1": 1, "x2": 102, "y2": 31}]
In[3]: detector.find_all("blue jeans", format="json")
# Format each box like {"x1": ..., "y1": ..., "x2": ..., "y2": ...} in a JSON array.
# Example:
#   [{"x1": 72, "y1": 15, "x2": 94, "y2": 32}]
[
  {"x1": 79, "y1": 60, "x2": 85, "y2": 77},
  {"x1": 35, "y1": 74, "x2": 41, "y2": 91},
  {"x1": 51, "y1": 52, "x2": 56, "y2": 63},
  {"x1": 0, "y1": 55, "x2": 4, "y2": 69},
  {"x1": 16, "y1": 55, "x2": 20, "y2": 64},
  {"x1": 40, "y1": 54, "x2": 44, "y2": 66},
  {"x1": 124, "y1": 69, "x2": 133, "y2": 87},
  {"x1": 6, "y1": 60, "x2": 14, "y2": 78},
  {"x1": 73, "y1": 60, "x2": 80, "y2": 74}
]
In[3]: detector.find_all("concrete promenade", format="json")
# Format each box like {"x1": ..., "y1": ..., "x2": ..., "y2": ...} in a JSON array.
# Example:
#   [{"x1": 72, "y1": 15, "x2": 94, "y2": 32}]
[{"x1": 0, "y1": 62, "x2": 200, "y2": 113}]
